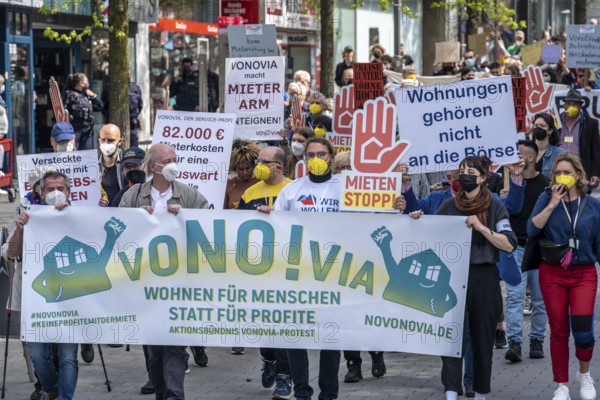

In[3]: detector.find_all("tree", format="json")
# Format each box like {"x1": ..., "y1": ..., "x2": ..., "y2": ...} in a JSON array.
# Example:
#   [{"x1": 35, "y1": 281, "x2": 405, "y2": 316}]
[
  {"x1": 320, "y1": 0, "x2": 335, "y2": 98},
  {"x1": 40, "y1": 0, "x2": 132, "y2": 146}
]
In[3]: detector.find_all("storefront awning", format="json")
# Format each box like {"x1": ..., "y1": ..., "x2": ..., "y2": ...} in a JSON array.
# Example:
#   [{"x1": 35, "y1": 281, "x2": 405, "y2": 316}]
[{"x1": 149, "y1": 18, "x2": 218, "y2": 36}]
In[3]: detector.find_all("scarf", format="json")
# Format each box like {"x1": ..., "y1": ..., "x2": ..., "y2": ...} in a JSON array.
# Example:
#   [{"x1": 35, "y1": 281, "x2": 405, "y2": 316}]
[{"x1": 454, "y1": 186, "x2": 492, "y2": 227}]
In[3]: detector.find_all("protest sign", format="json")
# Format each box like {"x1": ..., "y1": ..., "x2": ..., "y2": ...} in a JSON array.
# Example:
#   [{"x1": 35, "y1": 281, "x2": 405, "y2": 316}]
[
  {"x1": 152, "y1": 110, "x2": 236, "y2": 209},
  {"x1": 434, "y1": 42, "x2": 460, "y2": 64},
  {"x1": 353, "y1": 63, "x2": 384, "y2": 109},
  {"x1": 326, "y1": 132, "x2": 352, "y2": 154},
  {"x1": 332, "y1": 84, "x2": 355, "y2": 135},
  {"x1": 566, "y1": 25, "x2": 600, "y2": 68},
  {"x1": 541, "y1": 44, "x2": 563, "y2": 63},
  {"x1": 524, "y1": 65, "x2": 561, "y2": 132},
  {"x1": 16, "y1": 150, "x2": 101, "y2": 207},
  {"x1": 553, "y1": 89, "x2": 600, "y2": 123},
  {"x1": 21, "y1": 206, "x2": 470, "y2": 357},
  {"x1": 395, "y1": 76, "x2": 519, "y2": 174},
  {"x1": 228, "y1": 24, "x2": 278, "y2": 58},
  {"x1": 341, "y1": 171, "x2": 401, "y2": 212},
  {"x1": 512, "y1": 77, "x2": 526, "y2": 133},
  {"x1": 468, "y1": 33, "x2": 487, "y2": 58},
  {"x1": 520, "y1": 40, "x2": 545, "y2": 67},
  {"x1": 225, "y1": 56, "x2": 285, "y2": 140}
]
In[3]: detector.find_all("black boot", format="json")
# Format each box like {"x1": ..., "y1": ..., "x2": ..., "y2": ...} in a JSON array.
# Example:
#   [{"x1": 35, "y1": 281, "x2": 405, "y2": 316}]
[
  {"x1": 370, "y1": 352, "x2": 386, "y2": 378},
  {"x1": 344, "y1": 360, "x2": 363, "y2": 383}
]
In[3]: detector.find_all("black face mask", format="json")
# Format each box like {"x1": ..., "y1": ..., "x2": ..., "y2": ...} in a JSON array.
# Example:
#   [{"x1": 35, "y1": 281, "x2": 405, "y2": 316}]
[
  {"x1": 126, "y1": 169, "x2": 146, "y2": 185},
  {"x1": 533, "y1": 127, "x2": 548, "y2": 141},
  {"x1": 182, "y1": 66, "x2": 192, "y2": 76},
  {"x1": 458, "y1": 174, "x2": 479, "y2": 192}
]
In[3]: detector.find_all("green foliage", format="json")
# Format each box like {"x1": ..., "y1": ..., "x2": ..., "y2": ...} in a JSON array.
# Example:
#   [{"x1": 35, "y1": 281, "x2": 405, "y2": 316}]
[{"x1": 431, "y1": 0, "x2": 526, "y2": 29}]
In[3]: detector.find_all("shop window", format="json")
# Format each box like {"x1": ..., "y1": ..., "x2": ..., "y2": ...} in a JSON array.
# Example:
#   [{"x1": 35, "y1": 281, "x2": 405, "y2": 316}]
[{"x1": 8, "y1": 12, "x2": 30, "y2": 37}]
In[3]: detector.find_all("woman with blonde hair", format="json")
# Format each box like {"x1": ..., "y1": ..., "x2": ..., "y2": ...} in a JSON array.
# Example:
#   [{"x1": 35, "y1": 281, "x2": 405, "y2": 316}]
[{"x1": 223, "y1": 139, "x2": 260, "y2": 209}]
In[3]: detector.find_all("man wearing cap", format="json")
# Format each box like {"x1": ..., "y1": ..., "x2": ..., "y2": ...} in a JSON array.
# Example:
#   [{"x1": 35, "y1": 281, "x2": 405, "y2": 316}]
[
  {"x1": 335, "y1": 46, "x2": 354, "y2": 87},
  {"x1": 50, "y1": 121, "x2": 76, "y2": 153},
  {"x1": 98, "y1": 124, "x2": 125, "y2": 207},
  {"x1": 559, "y1": 89, "x2": 600, "y2": 188},
  {"x1": 507, "y1": 31, "x2": 526, "y2": 58},
  {"x1": 110, "y1": 147, "x2": 146, "y2": 207},
  {"x1": 119, "y1": 143, "x2": 208, "y2": 400}
]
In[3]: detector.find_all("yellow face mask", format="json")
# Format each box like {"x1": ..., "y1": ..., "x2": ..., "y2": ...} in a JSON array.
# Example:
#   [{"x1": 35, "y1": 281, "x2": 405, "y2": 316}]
[
  {"x1": 565, "y1": 106, "x2": 579, "y2": 118},
  {"x1": 307, "y1": 157, "x2": 329, "y2": 176},
  {"x1": 309, "y1": 104, "x2": 322, "y2": 115},
  {"x1": 555, "y1": 174, "x2": 577, "y2": 190},
  {"x1": 406, "y1": 74, "x2": 416, "y2": 80},
  {"x1": 254, "y1": 164, "x2": 271, "y2": 181},
  {"x1": 314, "y1": 127, "x2": 327, "y2": 137}
]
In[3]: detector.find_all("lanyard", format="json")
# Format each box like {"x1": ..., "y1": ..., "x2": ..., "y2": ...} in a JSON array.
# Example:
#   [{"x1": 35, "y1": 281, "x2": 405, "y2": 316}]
[{"x1": 561, "y1": 197, "x2": 580, "y2": 235}]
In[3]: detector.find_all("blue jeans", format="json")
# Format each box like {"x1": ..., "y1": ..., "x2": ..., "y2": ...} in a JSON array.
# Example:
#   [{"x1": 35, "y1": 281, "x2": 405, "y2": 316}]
[
  {"x1": 27, "y1": 342, "x2": 78, "y2": 400},
  {"x1": 287, "y1": 349, "x2": 340, "y2": 400},
  {"x1": 505, "y1": 246, "x2": 548, "y2": 344}
]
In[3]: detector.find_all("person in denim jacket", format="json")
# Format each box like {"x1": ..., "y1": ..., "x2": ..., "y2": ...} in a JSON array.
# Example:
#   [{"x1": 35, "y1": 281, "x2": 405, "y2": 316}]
[{"x1": 532, "y1": 112, "x2": 564, "y2": 178}]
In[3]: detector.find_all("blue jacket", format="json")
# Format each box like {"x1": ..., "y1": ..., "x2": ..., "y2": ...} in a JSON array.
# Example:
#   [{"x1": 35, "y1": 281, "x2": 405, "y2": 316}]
[
  {"x1": 403, "y1": 178, "x2": 525, "y2": 215},
  {"x1": 527, "y1": 193, "x2": 600, "y2": 264},
  {"x1": 539, "y1": 145, "x2": 564, "y2": 178}
]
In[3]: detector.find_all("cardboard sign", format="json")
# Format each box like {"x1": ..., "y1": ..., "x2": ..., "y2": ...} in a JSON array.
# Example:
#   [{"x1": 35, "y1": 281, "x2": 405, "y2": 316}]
[
  {"x1": 541, "y1": 44, "x2": 563, "y2": 63},
  {"x1": 341, "y1": 171, "x2": 401, "y2": 212},
  {"x1": 332, "y1": 84, "x2": 355, "y2": 135},
  {"x1": 151, "y1": 110, "x2": 236, "y2": 209},
  {"x1": 524, "y1": 65, "x2": 562, "y2": 132},
  {"x1": 468, "y1": 33, "x2": 488, "y2": 59},
  {"x1": 353, "y1": 63, "x2": 384, "y2": 109},
  {"x1": 434, "y1": 42, "x2": 460, "y2": 64},
  {"x1": 22, "y1": 206, "x2": 471, "y2": 357},
  {"x1": 228, "y1": 24, "x2": 278, "y2": 58},
  {"x1": 512, "y1": 77, "x2": 526, "y2": 133},
  {"x1": 224, "y1": 56, "x2": 285, "y2": 140},
  {"x1": 566, "y1": 25, "x2": 600, "y2": 68},
  {"x1": 395, "y1": 76, "x2": 519, "y2": 174},
  {"x1": 16, "y1": 150, "x2": 101, "y2": 207},
  {"x1": 520, "y1": 40, "x2": 545, "y2": 67},
  {"x1": 326, "y1": 132, "x2": 352, "y2": 154}
]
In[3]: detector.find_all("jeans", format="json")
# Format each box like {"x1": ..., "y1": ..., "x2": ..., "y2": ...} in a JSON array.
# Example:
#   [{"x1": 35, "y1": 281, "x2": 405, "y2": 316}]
[
  {"x1": 27, "y1": 342, "x2": 78, "y2": 400},
  {"x1": 505, "y1": 246, "x2": 548, "y2": 344},
  {"x1": 287, "y1": 349, "x2": 340, "y2": 400},
  {"x1": 463, "y1": 308, "x2": 473, "y2": 387},
  {"x1": 148, "y1": 345, "x2": 187, "y2": 400}
]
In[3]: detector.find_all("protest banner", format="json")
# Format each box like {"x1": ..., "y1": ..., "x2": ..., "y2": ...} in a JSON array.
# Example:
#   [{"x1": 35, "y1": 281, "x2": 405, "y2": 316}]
[
  {"x1": 228, "y1": 24, "x2": 277, "y2": 58},
  {"x1": 520, "y1": 40, "x2": 545, "y2": 67},
  {"x1": 326, "y1": 132, "x2": 352, "y2": 154},
  {"x1": 541, "y1": 44, "x2": 563, "y2": 63},
  {"x1": 395, "y1": 76, "x2": 519, "y2": 174},
  {"x1": 434, "y1": 42, "x2": 460, "y2": 64},
  {"x1": 512, "y1": 77, "x2": 526, "y2": 133},
  {"x1": 16, "y1": 150, "x2": 101, "y2": 207},
  {"x1": 21, "y1": 206, "x2": 470, "y2": 357},
  {"x1": 225, "y1": 56, "x2": 285, "y2": 140},
  {"x1": 332, "y1": 84, "x2": 355, "y2": 135},
  {"x1": 524, "y1": 65, "x2": 561, "y2": 132},
  {"x1": 566, "y1": 25, "x2": 600, "y2": 68},
  {"x1": 353, "y1": 63, "x2": 383, "y2": 109},
  {"x1": 468, "y1": 33, "x2": 487, "y2": 58},
  {"x1": 152, "y1": 110, "x2": 236, "y2": 209},
  {"x1": 553, "y1": 89, "x2": 600, "y2": 122}
]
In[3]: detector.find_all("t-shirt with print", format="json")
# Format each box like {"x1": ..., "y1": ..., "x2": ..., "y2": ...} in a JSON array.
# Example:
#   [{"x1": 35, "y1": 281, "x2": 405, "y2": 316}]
[
  {"x1": 273, "y1": 174, "x2": 342, "y2": 212},
  {"x1": 238, "y1": 178, "x2": 291, "y2": 209}
]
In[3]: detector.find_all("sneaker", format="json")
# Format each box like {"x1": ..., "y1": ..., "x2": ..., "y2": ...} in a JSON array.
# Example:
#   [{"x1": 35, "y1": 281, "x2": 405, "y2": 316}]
[
  {"x1": 80, "y1": 343, "x2": 95, "y2": 363},
  {"x1": 529, "y1": 339, "x2": 545, "y2": 359},
  {"x1": 371, "y1": 352, "x2": 386, "y2": 378},
  {"x1": 261, "y1": 358, "x2": 277, "y2": 388},
  {"x1": 30, "y1": 389, "x2": 43, "y2": 400},
  {"x1": 523, "y1": 294, "x2": 532, "y2": 316},
  {"x1": 344, "y1": 360, "x2": 362, "y2": 383},
  {"x1": 272, "y1": 374, "x2": 293, "y2": 399},
  {"x1": 231, "y1": 347, "x2": 245, "y2": 355},
  {"x1": 552, "y1": 383, "x2": 571, "y2": 400},
  {"x1": 190, "y1": 346, "x2": 208, "y2": 367},
  {"x1": 494, "y1": 329, "x2": 508, "y2": 349},
  {"x1": 140, "y1": 379, "x2": 155, "y2": 395},
  {"x1": 465, "y1": 384, "x2": 475, "y2": 397},
  {"x1": 504, "y1": 342, "x2": 522, "y2": 362},
  {"x1": 576, "y1": 371, "x2": 596, "y2": 400}
]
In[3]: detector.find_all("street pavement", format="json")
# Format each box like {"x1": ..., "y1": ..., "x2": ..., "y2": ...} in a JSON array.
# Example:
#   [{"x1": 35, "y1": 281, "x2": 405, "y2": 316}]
[{"x1": 0, "y1": 193, "x2": 599, "y2": 399}]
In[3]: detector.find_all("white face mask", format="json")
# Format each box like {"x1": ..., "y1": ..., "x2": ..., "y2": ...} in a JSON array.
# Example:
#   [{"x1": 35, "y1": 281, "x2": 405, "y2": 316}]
[
  {"x1": 67, "y1": 141, "x2": 75, "y2": 152},
  {"x1": 45, "y1": 190, "x2": 67, "y2": 206},
  {"x1": 0, "y1": 85, "x2": 4, "y2": 94},
  {"x1": 157, "y1": 162, "x2": 178, "y2": 182},
  {"x1": 291, "y1": 141, "x2": 305, "y2": 157},
  {"x1": 100, "y1": 143, "x2": 117, "y2": 157},
  {"x1": 543, "y1": 76, "x2": 551, "y2": 82},
  {"x1": 515, "y1": 40, "x2": 524, "y2": 46}
]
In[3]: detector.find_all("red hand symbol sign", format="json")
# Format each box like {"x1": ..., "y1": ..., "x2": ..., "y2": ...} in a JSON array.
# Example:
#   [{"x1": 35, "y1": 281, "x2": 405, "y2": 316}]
[
  {"x1": 352, "y1": 97, "x2": 411, "y2": 174},
  {"x1": 290, "y1": 94, "x2": 305, "y2": 132},
  {"x1": 384, "y1": 88, "x2": 397, "y2": 106},
  {"x1": 524, "y1": 65, "x2": 554, "y2": 114},
  {"x1": 332, "y1": 85, "x2": 355, "y2": 135}
]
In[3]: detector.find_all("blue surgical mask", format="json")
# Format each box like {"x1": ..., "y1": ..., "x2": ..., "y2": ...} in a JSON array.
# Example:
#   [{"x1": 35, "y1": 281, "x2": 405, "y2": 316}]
[{"x1": 465, "y1": 59, "x2": 474, "y2": 68}]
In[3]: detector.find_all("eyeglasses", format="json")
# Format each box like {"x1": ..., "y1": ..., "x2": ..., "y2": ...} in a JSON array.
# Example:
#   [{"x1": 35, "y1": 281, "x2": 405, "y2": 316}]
[
  {"x1": 255, "y1": 159, "x2": 280, "y2": 166},
  {"x1": 306, "y1": 151, "x2": 330, "y2": 159}
]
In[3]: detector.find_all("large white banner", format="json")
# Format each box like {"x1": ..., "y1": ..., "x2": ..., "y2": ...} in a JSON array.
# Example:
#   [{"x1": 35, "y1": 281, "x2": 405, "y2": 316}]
[
  {"x1": 21, "y1": 206, "x2": 471, "y2": 357},
  {"x1": 152, "y1": 110, "x2": 236, "y2": 209},
  {"x1": 395, "y1": 76, "x2": 519, "y2": 173},
  {"x1": 225, "y1": 56, "x2": 285, "y2": 140},
  {"x1": 16, "y1": 150, "x2": 101, "y2": 207}
]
